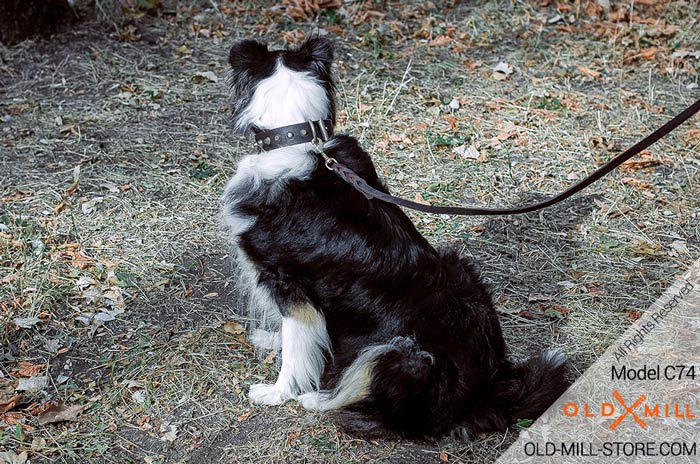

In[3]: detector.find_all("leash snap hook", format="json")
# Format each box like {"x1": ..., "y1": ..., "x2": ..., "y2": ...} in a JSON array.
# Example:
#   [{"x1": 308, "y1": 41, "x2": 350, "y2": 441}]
[
  {"x1": 311, "y1": 137, "x2": 337, "y2": 170},
  {"x1": 309, "y1": 123, "x2": 337, "y2": 170}
]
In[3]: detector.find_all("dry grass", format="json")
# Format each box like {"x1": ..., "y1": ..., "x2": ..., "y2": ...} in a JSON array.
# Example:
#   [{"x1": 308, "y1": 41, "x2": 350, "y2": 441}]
[{"x1": 1, "y1": 0, "x2": 699, "y2": 462}]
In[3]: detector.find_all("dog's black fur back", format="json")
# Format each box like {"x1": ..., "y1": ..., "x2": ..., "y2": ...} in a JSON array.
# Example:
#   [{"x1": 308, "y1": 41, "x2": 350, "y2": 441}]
[{"x1": 224, "y1": 37, "x2": 569, "y2": 440}]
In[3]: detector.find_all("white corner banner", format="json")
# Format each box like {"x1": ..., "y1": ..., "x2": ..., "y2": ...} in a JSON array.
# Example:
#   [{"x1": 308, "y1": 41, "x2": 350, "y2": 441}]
[{"x1": 497, "y1": 259, "x2": 700, "y2": 463}]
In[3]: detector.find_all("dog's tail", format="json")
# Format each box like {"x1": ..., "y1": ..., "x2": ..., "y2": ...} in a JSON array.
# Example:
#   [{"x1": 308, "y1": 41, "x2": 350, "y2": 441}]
[
  {"x1": 463, "y1": 349, "x2": 570, "y2": 435},
  {"x1": 303, "y1": 339, "x2": 568, "y2": 439},
  {"x1": 302, "y1": 336, "x2": 467, "y2": 439}
]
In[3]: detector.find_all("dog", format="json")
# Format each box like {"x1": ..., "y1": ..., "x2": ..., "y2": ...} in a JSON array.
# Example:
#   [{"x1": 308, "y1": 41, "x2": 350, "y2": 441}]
[{"x1": 222, "y1": 36, "x2": 569, "y2": 439}]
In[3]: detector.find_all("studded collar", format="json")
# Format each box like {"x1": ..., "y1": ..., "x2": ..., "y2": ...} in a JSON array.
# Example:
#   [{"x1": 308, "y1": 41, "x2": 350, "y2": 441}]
[{"x1": 253, "y1": 119, "x2": 334, "y2": 151}]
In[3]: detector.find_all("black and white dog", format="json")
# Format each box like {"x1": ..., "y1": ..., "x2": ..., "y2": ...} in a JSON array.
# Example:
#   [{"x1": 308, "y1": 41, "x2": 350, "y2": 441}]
[{"x1": 222, "y1": 37, "x2": 569, "y2": 439}]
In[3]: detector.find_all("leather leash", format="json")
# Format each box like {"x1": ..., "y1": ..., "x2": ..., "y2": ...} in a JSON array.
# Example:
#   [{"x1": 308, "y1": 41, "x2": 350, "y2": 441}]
[{"x1": 319, "y1": 97, "x2": 700, "y2": 216}]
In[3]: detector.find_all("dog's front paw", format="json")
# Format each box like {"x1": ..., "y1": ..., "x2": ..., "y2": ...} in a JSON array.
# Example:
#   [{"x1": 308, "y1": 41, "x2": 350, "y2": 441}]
[
  {"x1": 248, "y1": 384, "x2": 292, "y2": 406},
  {"x1": 248, "y1": 329, "x2": 281, "y2": 350}
]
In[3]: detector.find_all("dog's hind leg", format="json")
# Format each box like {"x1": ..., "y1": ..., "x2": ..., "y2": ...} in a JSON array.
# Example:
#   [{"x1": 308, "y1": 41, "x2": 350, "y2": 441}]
[{"x1": 248, "y1": 303, "x2": 331, "y2": 406}]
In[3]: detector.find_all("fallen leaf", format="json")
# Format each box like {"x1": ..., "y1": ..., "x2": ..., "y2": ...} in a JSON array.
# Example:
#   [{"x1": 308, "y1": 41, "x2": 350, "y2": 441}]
[
  {"x1": 620, "y1": 151, "x2": 672, "y2": 171},
  {"x1": 683, "y1": 129, "x2": 700, "y2": 145},
  {"x1": 439, "y1": 450, "x2": 450, "y2": 462},
  {"x1": 15, "y1": 362, "x2": 46, "y2": 378},
  {"x1": 287, "y1": 429, "x2": 302, "y2": 445},
  {"x1": 357, "y1": 102, "x2": 374, "y2": 115},
  {"x1": 630, "y1": 240, "x2": 663, "y2": 257},
  {"x1": 13, "y1": 317, "x2": 41, "y2": 329},
  {"x1": 428, "y1": 35, "x2": 452, "y2": 47},
  {"x1": 639, "y1": 47, "x2": 658, "y2": 60},
  {"x1": 176, "y1": 45, "x2": 191, "y2": 55},
  {"x1": 37, "y1": 403, "x2": 83, "y2": 425},
  {"x1": 223, "y1": 321, "x2": 245, "y2": 335},
  {"x1": 103, "y1": 288, "x2": 126, "y2": 310},
  {"x1": 550, "y1": 304, "x2": 571, "y2": 315},
  {"x1": 0, "y1": 394, "x2": 22, "y2": 414},
  {"x1": 621, "y1": 177, "x2": 651, "y2": 189},
  {"x1": 442, "y1": 115, "x2": 458, "y2": 131},
  {"x1": 16, "y1": 376, "x2": 48, "y2": 392},
  {"x1": 237, "y1": 411, "x2": 252, "y2": 422},
  {"x1": 64, "y1": 182, "x2": 80, "y2": 196},
  {"x1": 492, "y1": 62, "x2": 513, "y2": 80},
  {"x1": 0, "y1": 450, "x2": 28, "y2": 464},
  {"x1": 576, "y1": 65, "x2": 601, "y2": 79},
  {"x1": 159, "y1": 423, "x2": 178, "y2": 442},
  {"x1": 26, "y1": 402, "x2": 52, "y2": 417},
  {"x1": 413, "y1": 193, "x2": 430, "y2": 205},
  {"x1": 452, "y1": 144, "x2": 480, "y2": 160},
  {"x1": 81, "y1": 197, "x2": 104, "y2": 215},
  {"x1": 669, "y1": 240, "x2": 689, "y2": 255},
  {"x1": 193, "y1": 71, "x2": 219, "y2": 83},
  {"x1": 0, "y1": 411, "x2": 24, "y2": 426},
  {"x1": 263, "y1": 350, "x2": 277, "y2": 364},
  {"x1": 672, "y1": 49, "x2": 700, "y2": 60}
]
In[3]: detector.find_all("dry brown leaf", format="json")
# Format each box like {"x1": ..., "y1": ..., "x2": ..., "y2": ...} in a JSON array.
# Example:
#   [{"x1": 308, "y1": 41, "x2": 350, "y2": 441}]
[
  {"x1": 639, "y1": 47, "x2": 658, "y2": 60},
  {"x1": 0, "y1": 394, "x2": 22, "y2": 414},
  {"x1": 287, "y1": 429, "x2": 302, "y2": 446},
  {"x1": 550, "y1": 304, "x2": 571, "y2": 315},
  {"x1": 442, "y1": 116, "x2": 458, "y2": 131},
  {"x1": 622, "y1": 177, "x2": 651, "y2": 189},
  {"x1": 15, "y1": 362, "x2": 46, "y2": 378},
  {"x1": 357, "y1": 102, "x2": 374, "y2": 115},
  {"x1": 37, "y1": 403, "x2": 84, "y2": 425},
  {"x1": 620, "y1": 151, "x2": 672, "y2": 171},
  {"x1": 555, "y1": 25, "x2": 578, "y2": 33},
  {"x1": 0, "y1": 190, "x2": 32, "y2": 203},
  {"x1": 413, "y1": 193, "x2": 430, "y2": 205},
  {"x1": 26, "y1": 401, "x2": 52, "y2": 417},
  {"x1": 223, "y1": 321, "x2": 245, "y2": 335},
  {"x1": 237, "y1": 411, "x2": 252, "y2": 422},
  {"x1": 492, "y1": 62, "x2": 513, "y2": 81},
  {"x1": 495, "y1": 124, "x2": 519, "y2": 141},
  {"x1": 683, "y1": 129, "x2": 700, "y2": 145},
  {"x1": 0, "y1": 411, "x2": 23, "y2": 426},
  {"x1": 263, "y1": 350, "x2": 277, "y2": 364},
  {"x1": 64, "y1": 182, "x2": 80, "y2": 196},
  {"x1": 439, "y1": 450, "x2": 450, "y2": 462},
  {"x1": 428, "y1": 35, "x2": 452, "y2": 47},
  {"x1": 576, "y1": 65, "x2": 601, "y2": 79}
]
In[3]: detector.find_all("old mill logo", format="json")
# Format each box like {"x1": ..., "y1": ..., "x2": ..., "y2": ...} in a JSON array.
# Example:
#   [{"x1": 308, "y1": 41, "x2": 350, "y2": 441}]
[{"x1": 563, "y1": 390, "x2": 696, "y2": 430}]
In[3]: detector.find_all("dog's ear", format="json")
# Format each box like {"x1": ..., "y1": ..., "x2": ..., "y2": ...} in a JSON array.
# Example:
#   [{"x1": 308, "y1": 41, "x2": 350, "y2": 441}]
[
  {"x1": 297, "y1": 37, "x2": 334, "y2": 73},
  {"x1": 229, "y1": 39, "x2": 270, "y2": 70}
]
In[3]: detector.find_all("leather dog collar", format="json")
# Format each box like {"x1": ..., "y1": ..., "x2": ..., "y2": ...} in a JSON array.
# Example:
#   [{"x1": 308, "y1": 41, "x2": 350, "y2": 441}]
[{"x1": 254, "y1": 119, "x2": 334, "y2": 151}]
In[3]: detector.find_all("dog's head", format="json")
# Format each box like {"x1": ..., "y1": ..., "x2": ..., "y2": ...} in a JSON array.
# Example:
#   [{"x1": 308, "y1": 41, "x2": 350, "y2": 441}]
[{"x1": 228, "y1": 37, "x2": 336, "y2": 134}]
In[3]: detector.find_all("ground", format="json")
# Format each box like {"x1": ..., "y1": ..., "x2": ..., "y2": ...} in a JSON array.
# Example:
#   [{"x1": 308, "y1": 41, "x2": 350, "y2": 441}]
[{"x1": 1, "y1": 0, "x2": 699, "y2": 463}]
